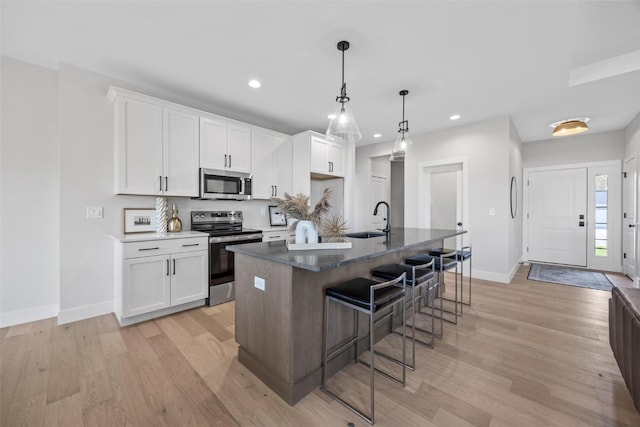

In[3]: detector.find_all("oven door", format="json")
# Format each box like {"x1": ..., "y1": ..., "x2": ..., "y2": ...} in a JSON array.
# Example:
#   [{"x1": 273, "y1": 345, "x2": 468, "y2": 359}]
[{"x1": 208, "y1": 233, "x2": 263, "y2": 306}]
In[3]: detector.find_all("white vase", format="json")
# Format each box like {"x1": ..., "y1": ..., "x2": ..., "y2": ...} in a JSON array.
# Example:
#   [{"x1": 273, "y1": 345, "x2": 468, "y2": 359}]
[
  {"x1": 295, "y1": 220, "x2": 318, "y2": 244},
  {"x1": 155, "y1": 197, "x2": 168, "y2": 234}
]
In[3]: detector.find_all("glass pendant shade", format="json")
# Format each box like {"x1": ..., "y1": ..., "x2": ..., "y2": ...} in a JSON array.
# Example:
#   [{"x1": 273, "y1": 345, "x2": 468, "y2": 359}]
[
  {"x1": 326, "y1": 103, "x2": 362, "y2": 143},
  {"x1": 390, "y1": 132, "x2": 412, "y2": 161}
]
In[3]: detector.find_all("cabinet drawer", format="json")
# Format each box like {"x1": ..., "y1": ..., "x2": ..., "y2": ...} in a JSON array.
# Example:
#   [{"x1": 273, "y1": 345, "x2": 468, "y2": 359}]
[
  {"x1": 123, "y1": 237, "x2": 208, "y2": 259},
  {"x1": 262, "y1": 231, "x2": 293, "y2": 242}
]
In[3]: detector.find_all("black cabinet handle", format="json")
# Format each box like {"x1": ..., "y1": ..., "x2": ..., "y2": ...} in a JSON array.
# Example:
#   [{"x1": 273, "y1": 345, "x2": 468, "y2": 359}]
[
  {"x1": 224, "y1": 154, "x2": 228, "y2": 168},
  {"x1": 228, "y1": 155, "x2": 232, "y2": 168},
  {"x1": 166, "y1": 259, "x2": 170, "y2": 276},
  {"x1": 274, "y1": 185, "x2": 277, "y2": 196},
  {"x1": 159, "y1": 176, "x2": 162, "y2": 191},
  {"x1": 139, "y1": 247, "x2": 159, "y2": 251},
  {"x1": 164, "y1": 176, "x2": 168, "y2": 192},
  {"x1": 172, "y1": 259, "x2": 176, "y2": 275},
  {"x1": 182, "y1": 243, "x2": 200, "y2": 247}
]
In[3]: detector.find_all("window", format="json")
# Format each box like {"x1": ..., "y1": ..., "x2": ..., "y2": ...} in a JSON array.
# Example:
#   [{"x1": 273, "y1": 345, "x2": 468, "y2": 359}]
[{"x1": 594, "y1": 174, "x2": 608, "y2": 256}]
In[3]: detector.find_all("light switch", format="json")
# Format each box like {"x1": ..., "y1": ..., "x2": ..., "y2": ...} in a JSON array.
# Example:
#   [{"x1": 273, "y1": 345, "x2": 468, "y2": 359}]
[
  {"x1": 254, "y1": 276, "x2": 265, "y2": 291},
  {"x1": 489, "y1": 208, "x2": 496, "y2": 216},
  {"x1": 86, "y1": 206, "x2": 103, "y2": 219}
]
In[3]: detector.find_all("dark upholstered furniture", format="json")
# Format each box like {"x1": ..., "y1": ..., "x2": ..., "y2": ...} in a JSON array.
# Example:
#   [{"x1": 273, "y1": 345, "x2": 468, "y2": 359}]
[{"x1": 609, "y1": 286, "x2": 640, "y2": 413}]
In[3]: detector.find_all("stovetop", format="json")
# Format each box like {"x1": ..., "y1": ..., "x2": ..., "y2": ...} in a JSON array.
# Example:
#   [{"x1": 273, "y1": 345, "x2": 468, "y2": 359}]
[{"x1": 191, "y1": 211, "x2": 262, "y2": 237}]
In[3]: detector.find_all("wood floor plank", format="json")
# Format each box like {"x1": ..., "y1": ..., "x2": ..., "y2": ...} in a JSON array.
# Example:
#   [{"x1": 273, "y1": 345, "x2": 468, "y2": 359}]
[{"x1": 1, "y1": 264, "x2": 639, "y2": 426}]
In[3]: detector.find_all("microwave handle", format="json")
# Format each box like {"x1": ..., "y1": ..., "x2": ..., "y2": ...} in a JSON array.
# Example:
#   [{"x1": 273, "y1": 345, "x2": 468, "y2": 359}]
[{"x1": 240, "y1": 177, "x2": 245, "y2": 195}]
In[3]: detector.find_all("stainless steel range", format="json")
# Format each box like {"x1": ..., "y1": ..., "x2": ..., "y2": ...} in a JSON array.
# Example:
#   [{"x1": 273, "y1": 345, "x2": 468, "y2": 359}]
[{"x1": 191, "y1": 211, "x2": 263, "y2": 306}]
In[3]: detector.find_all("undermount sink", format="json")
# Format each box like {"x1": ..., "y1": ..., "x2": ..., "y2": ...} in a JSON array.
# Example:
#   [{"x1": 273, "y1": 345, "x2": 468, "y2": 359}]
[{"x1": 345, "y1": 231, "x2": 387, "y2": 239}]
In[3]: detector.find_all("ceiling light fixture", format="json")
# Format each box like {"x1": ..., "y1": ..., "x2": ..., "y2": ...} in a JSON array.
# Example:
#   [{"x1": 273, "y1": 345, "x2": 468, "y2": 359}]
[
  {"x1": 326, "y1": 40, "x2": 362, "y2": 144},
  {"x1": 390, "y1": 90, "x2": 411, "y2": 162},
  {"x1": 373, "y1": 133, "x2": 382, "y2": 138},
  {"x1": 550, "y1": 117, "x2": 590, "y2": 137},
  {"x1": 449, "y1": 114, "x2": 461, "y2": 120},
  {"x1": 248, "y1": 79, "x2": 261, "y2": 88}
]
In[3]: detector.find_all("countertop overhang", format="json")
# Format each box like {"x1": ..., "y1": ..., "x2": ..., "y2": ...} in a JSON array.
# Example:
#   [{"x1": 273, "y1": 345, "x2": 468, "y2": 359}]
[{"x1": 228, "y1": 227, "x2": 465, "y2": 272}]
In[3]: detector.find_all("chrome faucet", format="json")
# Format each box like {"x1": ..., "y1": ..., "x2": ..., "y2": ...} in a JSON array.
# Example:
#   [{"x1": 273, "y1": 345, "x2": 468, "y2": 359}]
[{"x1": 373, "y1": 201, "x2": 391, "y2": 234}]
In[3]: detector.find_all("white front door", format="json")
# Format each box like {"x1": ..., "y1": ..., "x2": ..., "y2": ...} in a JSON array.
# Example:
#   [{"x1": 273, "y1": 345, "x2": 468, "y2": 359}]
[
  {"x1": 623, "y1": 156, "x2": 636, "y2": 278},
  {"x1": 528, "y1": 168, "x2": 587, "y2": 266}
]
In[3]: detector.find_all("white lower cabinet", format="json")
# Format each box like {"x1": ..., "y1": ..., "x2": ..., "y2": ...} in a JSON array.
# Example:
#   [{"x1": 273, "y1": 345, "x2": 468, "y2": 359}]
[
  {"x1": 115, "y1": 234, "x2": 208, "y2": 325},
  {"x1": 262, "y1": 229, "x2": 294, "y2": 242}
]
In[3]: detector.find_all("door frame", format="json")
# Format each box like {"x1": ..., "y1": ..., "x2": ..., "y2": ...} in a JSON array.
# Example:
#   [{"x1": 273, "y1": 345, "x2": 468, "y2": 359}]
[
  {"x1": 623, "y1": 154, "x2": 637, "y2": 280},
  {"x1": 417, "y1": 156, "x2": 469, "y2": 248},
  {"x1": 523, "y1": 160, "x2": 622, "y2": 271}
]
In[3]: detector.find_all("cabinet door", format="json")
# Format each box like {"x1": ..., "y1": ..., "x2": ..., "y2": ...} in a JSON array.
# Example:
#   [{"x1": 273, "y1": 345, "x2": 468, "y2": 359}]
[
  {"x1": 164, "y1": 108, "x2": 199, "y2": 196},
  {"x1": 227, "y1": 124, "x2": 252, "y2": 173},
  {"x1": 200, "y1": 117, "x2": 227, "y2": 170},
  {"x1": 123, "y1": 255, "x2": 171, "y2": 318},
  {"x1": 115, "y1": 97, "x2": 163, "y2": 195},
  {"x1": 327, "y1": 141, "x2": 345, "y2": 177},
  {"x1": 251, "y1": 131, "x2": 275, "y2": 199},
  {"x1": 274, "y1": 136, "x2": 292, "y2": 197},
  {"x1": 170, "y1": 250, "x2": 208, "y2": 306},
  {"x1": 310, "y1": 136, "x2": 330, "y2": 174}
]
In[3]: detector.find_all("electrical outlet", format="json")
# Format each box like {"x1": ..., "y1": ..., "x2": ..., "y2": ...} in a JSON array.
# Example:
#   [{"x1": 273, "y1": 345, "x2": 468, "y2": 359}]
[
  {"x1": 86, "y1": 206, "x2": 103, "y2": 219},
  {"x1": 254, "y1": 276, "x2": 265, "y2": 291}
]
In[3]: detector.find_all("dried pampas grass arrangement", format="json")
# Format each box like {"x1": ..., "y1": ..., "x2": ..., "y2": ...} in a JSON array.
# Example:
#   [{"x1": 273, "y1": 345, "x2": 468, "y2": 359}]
[{"x1": 271, "y1": 188, "x2": 333, "y2": 230}]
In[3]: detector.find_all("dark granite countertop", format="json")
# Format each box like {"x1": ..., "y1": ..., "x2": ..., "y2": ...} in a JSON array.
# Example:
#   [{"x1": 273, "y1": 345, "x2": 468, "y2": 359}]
[{"x1": 228, "y1": 227, "x2": 465, "y2": 272}]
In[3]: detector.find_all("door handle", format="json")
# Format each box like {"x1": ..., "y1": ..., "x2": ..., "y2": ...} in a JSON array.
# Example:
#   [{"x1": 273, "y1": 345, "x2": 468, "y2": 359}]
[
  {"x1": 630, "y1": 224, "x2": 636, "y2": 228},
  {"x1": 457, "y1": 222, "x2": 463, "y2": 226},
  {"x1": 579, "y1": 221, "x2": 585, "y2": 227}
]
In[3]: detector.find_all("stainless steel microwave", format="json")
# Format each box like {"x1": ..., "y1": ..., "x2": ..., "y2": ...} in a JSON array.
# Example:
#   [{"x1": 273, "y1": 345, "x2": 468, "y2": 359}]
[{"x1": 199, "y1": 168, "x2": 252, "y2": 200}]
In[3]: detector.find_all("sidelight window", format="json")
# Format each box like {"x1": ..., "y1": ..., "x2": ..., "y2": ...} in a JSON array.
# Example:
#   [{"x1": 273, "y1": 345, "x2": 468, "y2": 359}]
[{"x1": 594, "y1": 174, "x2": 608, "y2": 256}]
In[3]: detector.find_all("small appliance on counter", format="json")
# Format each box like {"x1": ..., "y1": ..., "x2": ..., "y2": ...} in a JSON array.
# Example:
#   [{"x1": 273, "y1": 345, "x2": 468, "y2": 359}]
[{"x1": 191, "y1": 211, "x2": 262, "y2": 306}]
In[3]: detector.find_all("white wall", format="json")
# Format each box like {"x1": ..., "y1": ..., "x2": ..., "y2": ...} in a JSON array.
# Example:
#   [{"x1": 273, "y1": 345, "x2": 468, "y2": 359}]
[
  {"x1": 1, "y1": 57, "x2": 60, "y2": 326},
  {"x1": 624, "y1": 113, "x2": 640, "y2": 156},
  {"x1": 523, "y1": 130, "x2": 625, "y2": 168},
  {"x1": 356, "y1": 116, "x2": 519, "y2": 283}
]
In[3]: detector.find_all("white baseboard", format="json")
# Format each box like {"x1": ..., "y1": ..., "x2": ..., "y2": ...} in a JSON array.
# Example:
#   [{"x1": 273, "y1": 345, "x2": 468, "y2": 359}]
[
  {"x1": 0, "y1": 303, "x2": 59, "y2": 328},
  {"x1": 57, "y1": 300, "x2": 114, "y2": 325},
  {"x1": 473, "y1": 269, "x2": 511, "y2": 284}
]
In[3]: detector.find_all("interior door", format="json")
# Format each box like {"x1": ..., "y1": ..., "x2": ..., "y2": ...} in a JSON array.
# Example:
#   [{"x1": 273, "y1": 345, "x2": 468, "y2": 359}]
[
  {"x1": 528, "y1": 168, "x2": 587, "y2": 266},
  {"x1": 623, "y1": 156, "x2": 636, "y2": 278},
  {"x1": 370, "y1": 176, "x2": 388, "y2": 231}
]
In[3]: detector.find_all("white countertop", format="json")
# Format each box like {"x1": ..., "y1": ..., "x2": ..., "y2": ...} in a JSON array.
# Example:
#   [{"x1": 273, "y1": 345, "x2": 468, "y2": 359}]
[{"x1": 110, "y1": 230, "x2": 208, "y2": 243}]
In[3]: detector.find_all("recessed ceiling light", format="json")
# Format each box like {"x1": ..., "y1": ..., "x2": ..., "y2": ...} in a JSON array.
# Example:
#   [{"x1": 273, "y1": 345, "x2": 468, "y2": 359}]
[
  {"x1": 449, "y1": 114, "x2": 461, "y2": 120},
  {"x1": 248, "y1": 79, "x2": 261, "y2": 88},
  {"x1": 328, "y1": 114, "x2": 336, "y2": 120},
  {"x1": 373, "y1": 133, "x2": 382, "y2": 138}
]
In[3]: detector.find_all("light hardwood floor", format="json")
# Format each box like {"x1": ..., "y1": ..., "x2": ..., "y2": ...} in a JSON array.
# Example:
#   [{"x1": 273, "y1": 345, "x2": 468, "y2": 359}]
[{"x1": 1, "y1": 264, "x2": 639, "y2": 426}]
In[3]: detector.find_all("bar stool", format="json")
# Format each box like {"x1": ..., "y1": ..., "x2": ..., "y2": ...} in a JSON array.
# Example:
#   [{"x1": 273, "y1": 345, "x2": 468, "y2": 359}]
[
  {"x1": 429, "y1": 245, "x2": 472, "y2": 307},
  {"x1": 370, "y1": 260, "x2": 437, "y2": 370},
  {"x1": 405, "y1": 250, "x2": 459, "y2": 327},
  {"x1": 322, "y1": 273, "x2": 407, "y2": 425}
]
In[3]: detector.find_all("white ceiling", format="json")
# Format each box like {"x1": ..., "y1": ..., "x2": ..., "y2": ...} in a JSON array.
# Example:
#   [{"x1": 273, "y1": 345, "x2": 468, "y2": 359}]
[{"x1": 2, "y1": 1, "x2": 640, "y2": 145}]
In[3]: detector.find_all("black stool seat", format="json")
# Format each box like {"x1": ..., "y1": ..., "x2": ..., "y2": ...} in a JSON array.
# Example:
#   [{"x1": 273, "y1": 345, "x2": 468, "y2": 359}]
[
  {"x1": 371, "y1": 264, "x2": 434, "y2": 285},
  {"x1": 326, "y1": 277, "x2": 404, "y2": 312},
  {"x1": 405, "y1": 254, "x2": 457, "y2": 270},
  {"x1": 429, "y1": 247, "x2": 471, "y2": 261}
]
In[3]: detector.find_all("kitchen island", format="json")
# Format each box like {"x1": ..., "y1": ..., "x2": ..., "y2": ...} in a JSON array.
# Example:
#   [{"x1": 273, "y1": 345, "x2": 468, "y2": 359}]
[{"x1": 228, "y1": 227, "x2": 465, "y2": 405}]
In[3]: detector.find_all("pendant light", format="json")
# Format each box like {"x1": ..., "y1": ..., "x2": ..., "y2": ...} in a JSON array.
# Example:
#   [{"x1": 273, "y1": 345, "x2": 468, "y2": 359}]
[
  {"x1": 326, "y1": 40, "x2": 362, "y2": 144},
  {"x1": 390, "y1": 90, "x2": 411, "y2": 161}
]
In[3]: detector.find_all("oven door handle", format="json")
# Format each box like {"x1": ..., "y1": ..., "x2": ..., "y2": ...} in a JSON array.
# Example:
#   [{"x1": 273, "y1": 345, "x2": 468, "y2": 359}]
[{"x1": 209, "y1": 233, "x2": 263, "y2": 243}]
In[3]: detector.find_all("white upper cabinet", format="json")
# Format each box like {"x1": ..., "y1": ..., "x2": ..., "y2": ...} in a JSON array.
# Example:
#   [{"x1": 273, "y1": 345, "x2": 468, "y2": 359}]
[
  {"x1": 109, "y1": 87, "x2": 199, "y2": 196},
  {"x1": 310, "y1": 134, "x2": 345, "y2": 177},
  {"x1": 200, "y1": 116, "x2": 251, "y2": 174},
  {"x1": 251, "y1": 130, "x2": 292, "y2": 199}
]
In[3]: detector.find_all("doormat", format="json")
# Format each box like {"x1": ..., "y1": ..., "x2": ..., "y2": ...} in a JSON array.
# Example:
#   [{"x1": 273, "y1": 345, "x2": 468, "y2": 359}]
[{"x1": 527, "y1": 263, "x2": 613, "y2": 292}]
